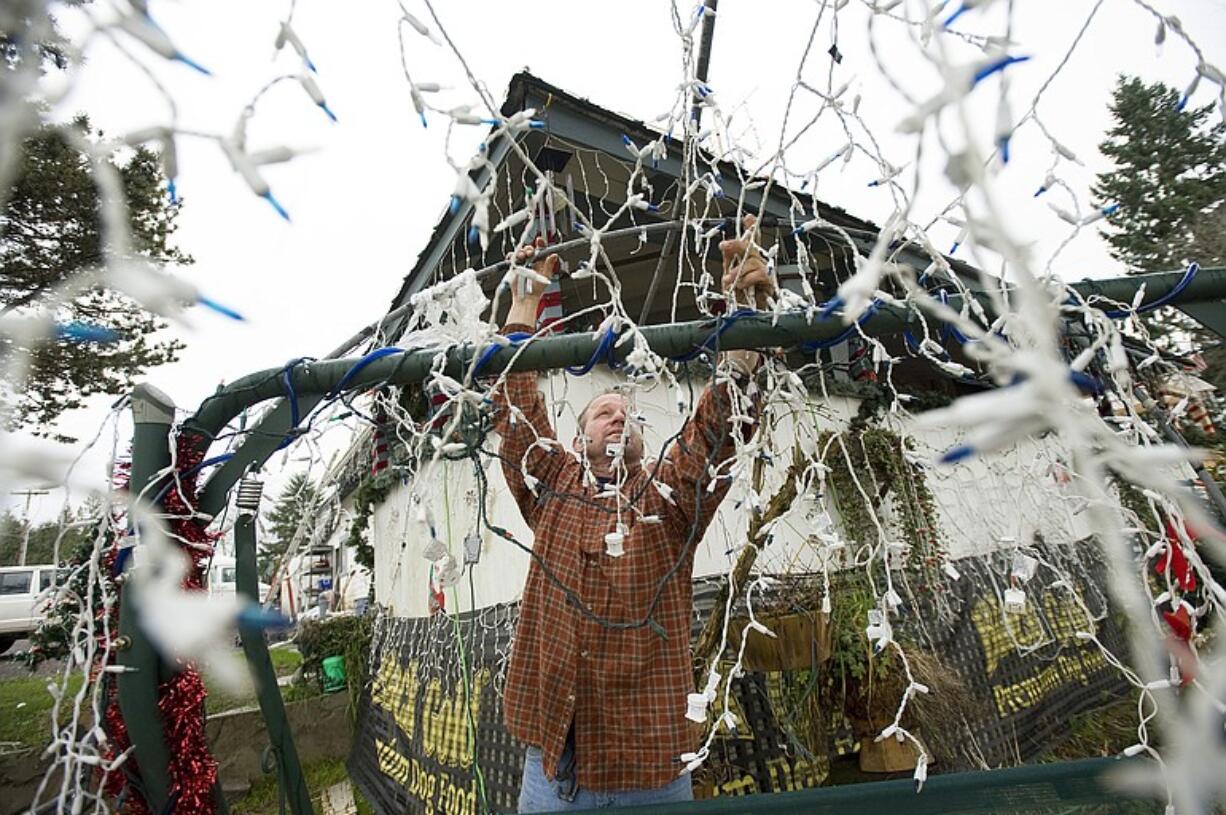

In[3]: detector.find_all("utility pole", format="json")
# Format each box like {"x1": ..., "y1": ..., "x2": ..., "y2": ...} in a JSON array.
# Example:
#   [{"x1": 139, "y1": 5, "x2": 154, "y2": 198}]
[
  {"x1": 638, "y1": 0, "x2": 720, "y2": 325},
  {"x1": 688, "y1": 0, "x2": 720, "y2": 126},
  {"x1": 10, "y1": 488, "x2": 48, "y2": 566}
]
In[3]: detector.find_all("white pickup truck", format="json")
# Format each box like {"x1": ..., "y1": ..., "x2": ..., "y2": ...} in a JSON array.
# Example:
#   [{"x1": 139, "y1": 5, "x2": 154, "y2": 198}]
[
  {"x1": 0, "y1": 564, "x2": 57, "y2": 654},
  {"x1": 207, "y1": 555, "x2": 271, "y2": 602},
  {"x1": 0, "y1": 558, "x2": 269, "y2": 654}
]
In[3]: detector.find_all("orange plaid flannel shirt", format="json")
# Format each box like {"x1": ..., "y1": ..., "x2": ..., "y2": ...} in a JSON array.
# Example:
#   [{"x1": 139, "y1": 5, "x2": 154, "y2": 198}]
[{"x1": 492, "y1": 327, "x2": 754, "y2": 792}]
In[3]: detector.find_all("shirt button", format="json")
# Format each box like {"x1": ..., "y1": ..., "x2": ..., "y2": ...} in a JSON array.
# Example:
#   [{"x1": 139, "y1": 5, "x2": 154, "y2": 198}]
[
  {"x1": 580, "y1": 650, "x2": 590, "y2": 659},
  {"x1": 566, "y1": 693, "x2": 576, "y2": 703}
]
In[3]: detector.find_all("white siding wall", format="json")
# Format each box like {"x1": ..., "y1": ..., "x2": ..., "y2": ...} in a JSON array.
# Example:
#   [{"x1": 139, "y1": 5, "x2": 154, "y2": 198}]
[{"x1": 370, "y1": 371, "x2": 1097, "y2": 618}]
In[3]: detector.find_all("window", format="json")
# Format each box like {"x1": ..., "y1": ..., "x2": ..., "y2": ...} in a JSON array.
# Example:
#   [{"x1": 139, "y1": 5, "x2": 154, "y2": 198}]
[
  {"x1": 39, "y1": 570, "x2": 56, "y2": 592},
  {"x1": 0, "y1": 571, "x2": 33, "y2": 596},
  {"x1": 220, "y1": 567, "x2": 237, "y2": 585}
]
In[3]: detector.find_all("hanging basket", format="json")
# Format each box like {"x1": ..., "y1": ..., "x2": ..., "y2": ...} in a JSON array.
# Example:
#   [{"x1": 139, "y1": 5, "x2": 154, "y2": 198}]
[
  {"x1": 858, "y1": 734, "x2": 920, "y2": 773},
  {"x1": 728, "y1": 611, "x2": 832, "y2": 672}
]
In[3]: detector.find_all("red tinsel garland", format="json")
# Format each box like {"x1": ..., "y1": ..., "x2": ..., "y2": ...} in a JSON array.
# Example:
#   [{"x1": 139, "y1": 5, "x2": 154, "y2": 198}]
[
  {"x1": 101, "y1": 435, "x2": 220, "y2": 815},
  {"x1": 98, "y1": 461, "x2": 141, "y2": 810}
]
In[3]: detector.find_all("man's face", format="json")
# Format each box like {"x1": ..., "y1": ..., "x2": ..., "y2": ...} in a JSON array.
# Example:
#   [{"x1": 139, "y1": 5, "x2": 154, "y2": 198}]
[{"x1": 577, "y1": 393, "x2": 643, "y2": 468}]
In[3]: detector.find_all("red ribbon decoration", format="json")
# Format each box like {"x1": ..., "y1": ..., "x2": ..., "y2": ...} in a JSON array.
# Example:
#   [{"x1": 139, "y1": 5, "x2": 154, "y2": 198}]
[
  {"x1": 1162, "y1": 604, "x2": 1193, "y2": 642},
  {"x1": 102, "y1": 435, "x2": 220, "y2": 815},
  {"x1": 1156, "y1": 520, "x2": 1198, "y2": 592}
]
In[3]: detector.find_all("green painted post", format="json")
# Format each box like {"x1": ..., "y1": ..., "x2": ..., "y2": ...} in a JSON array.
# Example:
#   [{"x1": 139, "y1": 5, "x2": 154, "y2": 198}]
[
  {"x1": 234, "y1": 481, "x2": 314, "y2": 815},
  {"x1": 118, "y1": 383, "x2": 176, "y2": 814}
]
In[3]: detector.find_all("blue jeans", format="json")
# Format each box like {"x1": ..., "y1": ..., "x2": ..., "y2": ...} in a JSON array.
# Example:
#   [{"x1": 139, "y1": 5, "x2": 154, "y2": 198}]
[{"x1": 517, "y1": 746, "x2": 693, "y2": 812}]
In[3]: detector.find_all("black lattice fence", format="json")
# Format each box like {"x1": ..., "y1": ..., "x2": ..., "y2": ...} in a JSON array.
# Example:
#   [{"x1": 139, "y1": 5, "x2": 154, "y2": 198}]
[{"x1": 349, "y1": 541, "x2": 1130, "y2": 813}]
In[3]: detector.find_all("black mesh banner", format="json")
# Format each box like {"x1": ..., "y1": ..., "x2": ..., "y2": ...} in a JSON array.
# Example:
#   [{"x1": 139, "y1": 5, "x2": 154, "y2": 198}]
[
  {"x1": 348, "y1": 606, "x2": 524, "y2": 815},
  {"x1": 917, "y1": 538, "x2": 1129, "y2": 765}
]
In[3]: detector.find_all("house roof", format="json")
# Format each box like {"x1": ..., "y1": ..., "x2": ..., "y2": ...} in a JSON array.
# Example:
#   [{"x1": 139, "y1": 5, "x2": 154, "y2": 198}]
[{"x1": 382, "y1": 70, "x2": 980, "y2": 331}]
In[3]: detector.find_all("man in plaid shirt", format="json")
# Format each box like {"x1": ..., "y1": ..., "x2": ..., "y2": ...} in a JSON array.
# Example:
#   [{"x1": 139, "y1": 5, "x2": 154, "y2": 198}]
[{"x1": 493, "y1": 220, "x2": 772, "y2": 811}]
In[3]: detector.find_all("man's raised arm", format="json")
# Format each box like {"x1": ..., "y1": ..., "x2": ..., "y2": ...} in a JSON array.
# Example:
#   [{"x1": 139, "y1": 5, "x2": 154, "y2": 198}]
[
  {"x1": 653, "y1": 216, "x2": 775, "y2": 534},
  {"x1": 490, "y1": 240, "x2": 567, "y2": 526}
]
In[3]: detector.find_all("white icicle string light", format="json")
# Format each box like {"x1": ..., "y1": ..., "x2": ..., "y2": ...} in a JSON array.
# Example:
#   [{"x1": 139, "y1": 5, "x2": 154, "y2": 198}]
[{"x1": 9, "y1": 0, "x2": 1226, "y2": 810}]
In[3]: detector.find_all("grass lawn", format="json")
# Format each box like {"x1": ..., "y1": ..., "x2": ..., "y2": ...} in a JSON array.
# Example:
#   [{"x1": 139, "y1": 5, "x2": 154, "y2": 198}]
[
  {"x1": 1040, "y1": 697, "x2": 1139, "y2": 761},
  {"x1": 268, "y1": 644, "x2": 303, "y2": 675},
  {"x1": 206, "y1": 645, "x2": 312, "y2": 715},
  {"x1": 0, "y1": 646, "x2": 310, "y2": 750},
  {"x1": 205, "y1": 676, "x2": 318, "y2": 715},
  {"x1": 0, "y1": 673, "x2": 84, "y2": 752},
  {"x1": 231, "y1": 757, "x2": 373, "y2": 815}
]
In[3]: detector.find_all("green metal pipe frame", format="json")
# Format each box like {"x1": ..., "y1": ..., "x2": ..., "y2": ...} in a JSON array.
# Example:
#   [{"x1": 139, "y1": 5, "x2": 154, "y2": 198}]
[
  {"x1": 189, "y1": 265, "x2": 1226, "y2": 465},
  {"x1": 187, "y1": 266, "x2": 1226, "y2": 516},
  {"x1": 565, "y1": 756, "x2": 1150, "y2": 814},
  {"x1": 235, "y1": 509, "x2": 314, "y2": 815},
  {"x1": 121, "y1": 387, "x2": 276, "y2": 815},
  {"x1": 119, "y1": 264, "x2": 1218, "y2": 814}
]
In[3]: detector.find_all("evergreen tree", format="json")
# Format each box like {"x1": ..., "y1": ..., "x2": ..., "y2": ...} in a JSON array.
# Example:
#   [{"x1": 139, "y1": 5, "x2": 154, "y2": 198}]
[
  {"x1": 0, "y1": 501, "x2": 100, "y2": 566},
  {"x1": 259, "y1": 474, "x2": 320, "y2": 582},
  {"x1": 0, "y1": 1, "x2": 83, "y2": 72},
  {"x1": 0, "y1": 512, "x2": 27, "y2": 565},
  {"x1": 1095, "y1": 76, "x2": 1226, "y2": 273},
  {"x1": 1190, "y1": 204, "x2": 1226, "y2": 267},
  {"x1": 1094, "y1": 76, "x2": 1226, "y2": 392},
  {"x1": 3, "y1": 5, "x2": 190, "y2": 441},
  {"x1": 1, "y1": 117, "x2": 191, "y2": 440}
]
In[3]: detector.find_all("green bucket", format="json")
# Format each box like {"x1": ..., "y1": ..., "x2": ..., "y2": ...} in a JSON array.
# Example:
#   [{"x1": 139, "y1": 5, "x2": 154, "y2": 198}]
[{"x1": 321, "y1": 654, "x2": 346, "y2": 694}]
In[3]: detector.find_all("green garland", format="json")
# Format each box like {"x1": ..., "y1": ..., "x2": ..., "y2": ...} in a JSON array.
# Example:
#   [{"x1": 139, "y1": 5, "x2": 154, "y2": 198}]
[
  {"x1": 345, "y1": 470, "x2": 396, "y2": 570},
  {"x1": 1112, "y1": 475, "x2": 1158, "y2": 537},
  {"x1": 819, "y1": 571, "x2": 903, "y2": 729},
  {"x1": 815, "y1": 417, "x2": 949, "y2": 724},
  {"x1": 821, "y1": 427, "x2": 946, "y2": 584}
]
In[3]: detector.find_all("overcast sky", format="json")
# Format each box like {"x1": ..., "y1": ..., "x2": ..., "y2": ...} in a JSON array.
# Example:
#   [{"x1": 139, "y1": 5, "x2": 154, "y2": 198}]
[{"x1": 7, "y1": 0, "x2": 1226, "y2": 522}]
